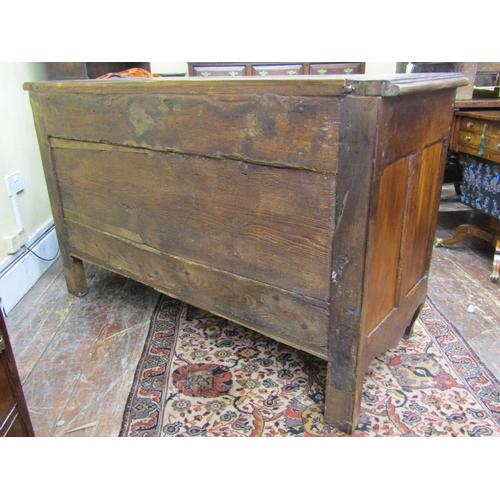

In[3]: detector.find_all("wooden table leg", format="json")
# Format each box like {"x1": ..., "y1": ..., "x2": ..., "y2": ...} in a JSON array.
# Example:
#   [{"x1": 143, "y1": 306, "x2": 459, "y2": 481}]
[
  {"x1": 492, "y1": 238, "x2": 500, "y2": 282},
  {"x1": 435, "y1": 214, "x2": 500, "y2": 283},
  {"x1": 435, "y1": 223, "x2": 497, "y2": 247}
]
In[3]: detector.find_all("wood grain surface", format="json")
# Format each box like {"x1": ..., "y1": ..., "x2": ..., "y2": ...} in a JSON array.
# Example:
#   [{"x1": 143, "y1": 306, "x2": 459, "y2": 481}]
[
  {"x1": 67, "y1": 221, "x2": 330, "y2": 358},
  {"x1": 52, "y1": 139, "x2": 336, "y2": 301},
  {"x1": 24, "y1": 75, "x2": 462, "y2": 433},
  {"x1": 40, "y1": 92, "x2": 341, "y2": 172}
]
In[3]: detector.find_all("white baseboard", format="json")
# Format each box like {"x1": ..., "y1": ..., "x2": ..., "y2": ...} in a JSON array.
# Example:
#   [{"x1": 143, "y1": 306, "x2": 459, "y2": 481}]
[{"x1": 0, "y1": 221, "x2": 59, "y2": 315}]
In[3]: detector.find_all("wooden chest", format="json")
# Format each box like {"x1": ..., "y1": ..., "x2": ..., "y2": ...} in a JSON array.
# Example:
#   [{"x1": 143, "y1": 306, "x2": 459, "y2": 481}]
[{"x1": 24, "y1": 73, "x2": 466, "y2": 433}]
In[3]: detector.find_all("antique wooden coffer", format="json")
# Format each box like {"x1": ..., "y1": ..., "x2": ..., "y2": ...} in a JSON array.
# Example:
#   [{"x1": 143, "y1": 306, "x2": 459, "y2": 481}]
[{"x1": 24, "y1": 73, "x2": 466, "y2": 433}]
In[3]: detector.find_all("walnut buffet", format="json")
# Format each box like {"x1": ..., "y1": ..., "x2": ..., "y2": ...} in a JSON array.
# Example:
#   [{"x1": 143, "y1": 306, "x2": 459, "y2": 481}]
[{"x1": 24, "y1": 73, "x2": 467, "y2": 433}]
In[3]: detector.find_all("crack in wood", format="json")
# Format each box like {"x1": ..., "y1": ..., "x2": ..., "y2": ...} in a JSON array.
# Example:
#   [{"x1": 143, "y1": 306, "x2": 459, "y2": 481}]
[{"x1": 49, "y1": 136, "x2": 338, "y2": 174}]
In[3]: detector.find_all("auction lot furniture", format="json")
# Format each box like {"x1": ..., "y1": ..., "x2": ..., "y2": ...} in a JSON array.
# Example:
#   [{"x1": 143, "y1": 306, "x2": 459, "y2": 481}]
[
  {"x1": 24, "y1": 73, "x2": 466, "y2": 433},
  {"x1": 438, "y1": 109, "x2": 500, "y2": 282}
]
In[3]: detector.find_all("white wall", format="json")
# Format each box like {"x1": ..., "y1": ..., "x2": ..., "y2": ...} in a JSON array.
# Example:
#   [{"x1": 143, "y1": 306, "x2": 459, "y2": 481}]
[
  {"x1": 365, "y1": 62, "x2": 398, "y2": 74},
  {"x1": 151, "y1": 62, "x2": 189, "y2": 74},
  {"x1": 0, "y1": 63, "x2": 53, "y2": 261},
  {"x1": 0, "y1": 63, "x2": 58, "y2": 314}
]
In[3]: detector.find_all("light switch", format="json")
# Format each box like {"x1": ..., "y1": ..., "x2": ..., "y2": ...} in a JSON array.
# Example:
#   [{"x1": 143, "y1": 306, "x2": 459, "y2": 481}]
[{"x1": 5, "y1": 171, "x2": 26, "y2": 196}]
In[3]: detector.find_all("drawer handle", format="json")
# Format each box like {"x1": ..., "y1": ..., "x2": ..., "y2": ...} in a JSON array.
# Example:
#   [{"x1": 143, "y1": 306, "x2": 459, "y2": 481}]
[
  {"x1": 466, "y1": 122, "x2": 474, "y2": 128},
  {"x1": 497, "y1": 143, "x2": 500, "y2": 149},
  {"x1": 287, "y1": 70, "x2": 297, "y2": 75},
  {"x1": 228, "y1": 71, "x2": 238, "y2": 76},
  {"x1": 201, "y1": 72, "x2": 211, "y2": 77},
  {"x1": 344, "y1": 68, "x2": 354, "y2": 74},
  {"x1": 464, "y1": 135, "x2": 472, "y2": 141},
  {"x1": 318, "y1": 69, "x2": 327, "y2": 74},
  {"x1": 259, "y1": 71, "x2": 269, "y2": 76}
]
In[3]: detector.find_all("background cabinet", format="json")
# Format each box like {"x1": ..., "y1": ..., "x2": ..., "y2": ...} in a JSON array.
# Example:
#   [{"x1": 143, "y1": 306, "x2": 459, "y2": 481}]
[
  {"x1": 0, "y1": 309, "x2": 34, "y2": 436},
  {"x1": 188, "y1": 62, "x2": 365, "y2": 77}
]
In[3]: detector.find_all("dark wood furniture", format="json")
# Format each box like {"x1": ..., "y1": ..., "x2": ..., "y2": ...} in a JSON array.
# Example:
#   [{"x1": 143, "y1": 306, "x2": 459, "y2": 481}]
[
  {"x1": 438, "y1": 109, "x2": 500, "y2": 281},
  {"x1": 188, "y1": 62, "x2": 365, "y2": 77},
  {"x1": 446, "y1": 100, "x2": 500, "y2": 191},
  {"x1": 0, "y1": 310, "x2": 34, "y2": 436},
  {"x1": 24, "y1": 73, "x2": 466, "y2": 433},
  {"x1": 451, "y1": 110, "x2": 500, "y2": 162}
]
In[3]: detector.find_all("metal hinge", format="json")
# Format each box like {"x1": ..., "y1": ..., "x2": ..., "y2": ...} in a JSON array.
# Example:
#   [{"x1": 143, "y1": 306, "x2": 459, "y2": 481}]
[{"x1": 0, "y1": 335, "x2": 5, "y2": 354}]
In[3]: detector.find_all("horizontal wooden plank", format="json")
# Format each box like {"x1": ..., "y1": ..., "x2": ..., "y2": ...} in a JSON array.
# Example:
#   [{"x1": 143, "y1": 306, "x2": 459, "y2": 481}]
[
  {"x1": 24, "y1": 76, "x2": 350, "y2": 96},
  {"x1": 66, "y1": 221, "x2": 330, "y2": 359},
  {"x1": 455, "y1": 110, "x2": 500, "y2": 122},
  {"x1": 52, "y1": 140, "x2": 336, "y2": 301},
  {"x1": 41, "y1": 92, "x2": 340, "y2": 172},
  {"x1": 23, "y1": 74, "x2": 467, "y2": 97}
]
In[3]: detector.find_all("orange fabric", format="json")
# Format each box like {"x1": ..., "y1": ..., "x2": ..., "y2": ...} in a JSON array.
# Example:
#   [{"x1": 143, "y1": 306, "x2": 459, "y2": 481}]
[{"x1": 96, "y1": 67, "x2": 161, "y2": 79}]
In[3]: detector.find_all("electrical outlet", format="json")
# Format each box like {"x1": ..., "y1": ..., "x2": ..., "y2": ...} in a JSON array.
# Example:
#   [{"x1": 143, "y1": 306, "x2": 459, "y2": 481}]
[
  {"x1": 5, "y1": 171, "x2": 26, "y2": 196},
  {"x1": 4, "y1": 230, "x2": 27, "y2": 254}
]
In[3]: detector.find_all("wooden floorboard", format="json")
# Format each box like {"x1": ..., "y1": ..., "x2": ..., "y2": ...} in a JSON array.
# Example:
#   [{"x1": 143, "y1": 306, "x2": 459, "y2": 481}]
[
  {"x1": 49, "y1": 274, "x2": 159, "y2": 437},
  {"x1": 429, "y1": 186, "x2": 500, "y2": 380},
  {"x1": 6, "y1": 184, "x2": 500, "y2": 436},
  {"x1": 7, "y1": 263, "x2": 159, "y2": 437}
]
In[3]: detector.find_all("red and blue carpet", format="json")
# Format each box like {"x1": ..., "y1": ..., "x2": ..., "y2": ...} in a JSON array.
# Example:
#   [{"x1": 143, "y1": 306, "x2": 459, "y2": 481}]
[{"x1": 120, "y1": 296, "x2": 500, "y2": 437}]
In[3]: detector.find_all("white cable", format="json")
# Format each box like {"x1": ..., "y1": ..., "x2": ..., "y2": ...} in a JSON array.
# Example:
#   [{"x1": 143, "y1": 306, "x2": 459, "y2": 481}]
[
  {"x1": 9, "y1": 192, "x2": 26, "y2": 234},
  {"x1": 4, "y1": 172, "x2": 26, "y2": 236}
]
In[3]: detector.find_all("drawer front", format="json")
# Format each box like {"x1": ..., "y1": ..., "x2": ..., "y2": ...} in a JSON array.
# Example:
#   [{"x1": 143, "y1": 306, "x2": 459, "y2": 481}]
[
  {"x1": 460, "y1": 117, "x2": 500, "y2": 139},
  {"x1": 190, "y1": 62, "x2": 366, "y2": 77},
  {"x1": 458, "y1": 131, "x2": 500, "y2": 162},
  {"x1": 485, "y1": 136, "x2": 500, "y2": 157},
  {"x1": 458, "y1": 131, "x2": 481, "y2": 149},
  {"x1": 192, "y1": 65, "x2": 246, "y2": 77},
  {"x1": 310, "y1": 63, "x2": 364, "y2": 75},
  {"x1": 251, "y1": 64, "x2": 304, "y2": 76}
]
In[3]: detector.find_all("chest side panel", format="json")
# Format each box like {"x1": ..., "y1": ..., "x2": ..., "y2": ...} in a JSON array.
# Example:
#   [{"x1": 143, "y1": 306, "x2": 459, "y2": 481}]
[{"x1": 362, "y1": 90, "x2": 455, "y2": 356}]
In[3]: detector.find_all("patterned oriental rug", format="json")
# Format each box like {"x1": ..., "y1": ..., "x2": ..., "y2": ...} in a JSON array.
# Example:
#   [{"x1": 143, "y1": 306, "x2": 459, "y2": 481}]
[{"x1": 120, "y1": 296, "x2": 500, "y2": 437}]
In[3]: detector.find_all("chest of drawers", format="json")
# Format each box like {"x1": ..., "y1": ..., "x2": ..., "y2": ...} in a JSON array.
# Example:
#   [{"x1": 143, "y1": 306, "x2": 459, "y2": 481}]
[
  {"x1": 188, "y1": 62, "x2": 365, "y2": 77},
  {"x1": 441, "y1": 109, "x2": 500, "y2": 281},
  {"x1": 452, "y1": 110, "x2": 500, "y2": 163}
]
